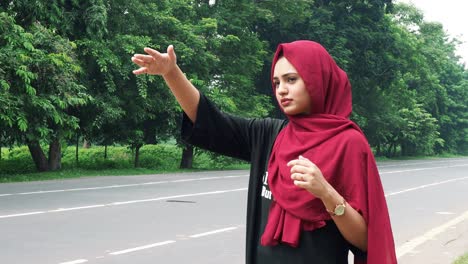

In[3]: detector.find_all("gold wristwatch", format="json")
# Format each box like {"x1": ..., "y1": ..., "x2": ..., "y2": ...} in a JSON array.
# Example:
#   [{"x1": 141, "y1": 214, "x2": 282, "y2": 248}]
[{"x1": 327, "y1": 199, "x2": 346, "y2": 216}]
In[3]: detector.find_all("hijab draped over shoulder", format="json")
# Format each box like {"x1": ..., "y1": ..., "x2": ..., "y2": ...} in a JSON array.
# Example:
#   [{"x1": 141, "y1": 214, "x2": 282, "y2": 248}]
[{"x1": 260, "y1": 40, "x2": 397, "y2": 264}]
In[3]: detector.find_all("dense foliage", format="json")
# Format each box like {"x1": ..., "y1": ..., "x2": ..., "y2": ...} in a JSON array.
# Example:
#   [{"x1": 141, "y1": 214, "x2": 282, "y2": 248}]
[{"x1": 1, "y1": 0, "x2": 467, "y2": 172}]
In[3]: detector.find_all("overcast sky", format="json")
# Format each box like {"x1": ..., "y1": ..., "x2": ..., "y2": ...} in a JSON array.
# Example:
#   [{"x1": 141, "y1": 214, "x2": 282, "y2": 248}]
[{"x1": 397, "y1": 0, "x2": 468, "y2": 66}]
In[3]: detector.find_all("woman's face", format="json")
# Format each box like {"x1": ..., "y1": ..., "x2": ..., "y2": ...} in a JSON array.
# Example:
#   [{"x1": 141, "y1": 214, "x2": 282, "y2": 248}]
[{"x1": 273, "y1": 57, "x2": 311, "y2": 115}]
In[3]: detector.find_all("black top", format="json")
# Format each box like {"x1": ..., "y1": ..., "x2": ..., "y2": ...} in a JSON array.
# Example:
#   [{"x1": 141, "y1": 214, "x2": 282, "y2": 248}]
[{"x1": 181, "y1": 94, "x2": 365, "y2": 264}]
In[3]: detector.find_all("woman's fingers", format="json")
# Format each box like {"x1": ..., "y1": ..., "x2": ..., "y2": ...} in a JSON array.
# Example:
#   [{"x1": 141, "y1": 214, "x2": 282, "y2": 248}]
[
  {"x1": 291, "y1": 172, "x2": 314, "y2": 181},
  {"x1": 144, "y1": 47, "x2": 163, "y2": 59},
  {"x1": 131, "y1": 46, "x2": 176, "y2": 76},
  {"x1": 291, "y1": 172, "x2": 302, "y2": 181},
  {"x1": 290, "y1": 164, "x2": 309, "y2": 175},
  {"x1": 293, "y1": 180, "x2": 309, "y2": 188},
  {"x1": 130, "y1": 56, "x2": 148, "y2": 74},
  {"x1": 287, "y1": 157, "x2": 313, "y2": 167},
  {"x1": 132, "y1": 67, "x2": 147, "y2": 75},
  {"x1": 131, "y1": 51, "x2": 158, "y2": 75},
  {"x1": 167, "y1": 45, "x2": 176, "y2": 62},
  {"x1": 131, "y1": 57, "x2": 146, "y2": 67},
  {"x1": 132, "y1": 54, "x2": 155, "y2": 63}
]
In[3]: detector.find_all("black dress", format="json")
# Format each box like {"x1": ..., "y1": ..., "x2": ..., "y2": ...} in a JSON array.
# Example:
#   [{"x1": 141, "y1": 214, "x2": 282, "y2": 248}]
[{"x1": 181, "y1": 94, "x2": 365, "y2": 264}]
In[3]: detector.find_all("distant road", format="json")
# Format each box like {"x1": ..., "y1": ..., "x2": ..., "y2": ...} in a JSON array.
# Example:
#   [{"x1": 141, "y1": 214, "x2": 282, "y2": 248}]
[{"x1": 1, "y1": 157, "x2": 467, "y2": 264}]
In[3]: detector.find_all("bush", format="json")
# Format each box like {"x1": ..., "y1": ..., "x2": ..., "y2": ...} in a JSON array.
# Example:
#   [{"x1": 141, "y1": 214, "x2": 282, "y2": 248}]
[
  {"x1": 138, "y1": 144, "x2": 181, "y2": 170},
  {"x1": 0, "y1": 143, "x2": 248, "y2": 175},
  {"x1": 0, "y1": 144, "x2": 182, "y2": 174},
  {"x1": 61, "y1": 144, "x2": 183, "y2": 170},
  {"x1": 0, "y1": 146, "x2": 36, "y2": 174},
  {"x1": 62, "y1": 145, "x2": 133, "y2": 169},
  {"x1": 193, "y1": 148, "x2": 248, "y2": 169}
]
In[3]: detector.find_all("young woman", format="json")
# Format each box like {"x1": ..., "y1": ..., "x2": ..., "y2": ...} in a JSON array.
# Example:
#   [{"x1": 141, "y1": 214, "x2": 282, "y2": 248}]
[{"x1": 131, "y1": 40, "x2": 397, "y2": 264}]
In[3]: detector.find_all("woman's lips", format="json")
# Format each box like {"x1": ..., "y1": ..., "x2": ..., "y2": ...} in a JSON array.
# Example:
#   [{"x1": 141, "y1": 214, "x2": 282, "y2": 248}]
[{"x1": 280, "y1": 98, "x2": 292, "y2": 106}]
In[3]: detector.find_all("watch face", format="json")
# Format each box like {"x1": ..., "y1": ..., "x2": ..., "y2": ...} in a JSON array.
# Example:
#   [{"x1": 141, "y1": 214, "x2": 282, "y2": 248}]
[{"x1": 335, "y1": 204, "x2": 345, "y2": 216}]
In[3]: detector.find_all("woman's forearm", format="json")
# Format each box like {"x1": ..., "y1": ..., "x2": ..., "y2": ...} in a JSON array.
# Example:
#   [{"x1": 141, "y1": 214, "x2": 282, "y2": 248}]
[
  {"x1": 163, "y1": 65, "x2": 200, "y2": 123},
  {"x1": 288, "y1": 157, "x2": 368, "y2": 251},
  {"x1": 321, "y1": 188, "x2": 368, "y2": 252}
]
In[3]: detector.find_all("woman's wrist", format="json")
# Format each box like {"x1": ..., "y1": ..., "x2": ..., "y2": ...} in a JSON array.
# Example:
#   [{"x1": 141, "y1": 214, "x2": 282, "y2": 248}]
[
  {"x1": 320, "y1": 185, "x2": 343, "y2": 212},
  {"x1": 162, "y1": 64, "x2": 180, "y2": 79}
]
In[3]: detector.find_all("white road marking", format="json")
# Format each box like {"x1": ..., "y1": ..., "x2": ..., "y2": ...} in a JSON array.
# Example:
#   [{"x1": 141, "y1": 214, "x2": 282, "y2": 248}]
[
  {"x1": 109, "y1": 240, "x2": 176, "y2": 255},
  {"x1": 58, "y1": 259, "x2": 88, "y2": 264},
  {"x1": 0, "y1": 188, "x2": 247, "y2": 219},
  {"x1": 1, "y1": 173, "x2": 467, "y2": 219},
  {"x1": 378, "y1": 158, "x2": 468, "y2": 168},
  {"x1": 0, "y1": 211, "x2": 45, "y2": 219},
  {"x1": 172, "y1": 179, "x2": 198, "y2": 183},
  {"x1": 380, "y1": 164, "x2": 468, "y2": 174},
  {"x1": 396, "y1": 210, "x2": 468, "y2": 258},
  {"x1": 1, "y1": 163, "x2": 465, "y2": 197},
  {"x1": 385, "y1": 176, "x2": 468, "y2": 197},
  {"x1": 110, "y1": 188, "x2": 246, "y2": 206},
  {"x1": 0, "y1": 163, "x2": 465, "y2": 197},
  {"x1": 189, "y1": 227, "x2": 238, "y2": 238},
  {"x1": 49, "y1": 205, "x2": 106, "y2": 212},
  {"x1": 106, "y1": 226, "x2": 241, "y2": 258},
  {"x1": 436, "y1": 212, "x2": 455, "y2": 215},
  {"x1": 199, "y1": 177, "x2": 224, "y2": 180},
  {"x1": 0, "y1": 175, "x2": 247, "y2": 196},
  {"x1": 16, "y1": 181, "x2": 169, "y2": 195}
]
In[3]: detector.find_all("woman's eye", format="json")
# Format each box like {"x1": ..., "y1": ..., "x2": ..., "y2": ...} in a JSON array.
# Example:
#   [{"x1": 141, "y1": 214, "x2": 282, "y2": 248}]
[
  {"x1": 274, "y1": 82, "x2": 280, "y2": 88},
  {"x1": 288, "y1": 77, "x2": 297, "y2": 83}
]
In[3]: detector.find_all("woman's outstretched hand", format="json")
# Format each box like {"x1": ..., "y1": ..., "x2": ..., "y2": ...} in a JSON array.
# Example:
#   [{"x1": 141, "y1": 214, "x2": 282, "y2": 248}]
[{"x1": 131, "y1": 45, "x2": 177, "y2": 76}]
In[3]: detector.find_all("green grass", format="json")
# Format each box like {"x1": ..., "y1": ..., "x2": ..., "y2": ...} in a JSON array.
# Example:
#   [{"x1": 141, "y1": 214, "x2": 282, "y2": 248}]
[
  {"x1": 0, "y1": 164, "x2": 250, "y2": 183},
  {"x1": 454, "y1": 253, "x2": 468, "y2": 264}
]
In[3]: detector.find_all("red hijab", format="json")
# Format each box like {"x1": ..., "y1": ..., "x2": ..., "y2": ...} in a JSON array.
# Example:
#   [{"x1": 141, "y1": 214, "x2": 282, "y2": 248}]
[{"x1": 260, "y1": 40, "x2": 397, "y2": 264}]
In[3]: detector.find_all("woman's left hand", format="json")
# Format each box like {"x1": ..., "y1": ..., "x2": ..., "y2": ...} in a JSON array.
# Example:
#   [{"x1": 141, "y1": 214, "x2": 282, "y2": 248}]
[{"x1": 287, "y1": 155, "x2": 331, "y2": 199}]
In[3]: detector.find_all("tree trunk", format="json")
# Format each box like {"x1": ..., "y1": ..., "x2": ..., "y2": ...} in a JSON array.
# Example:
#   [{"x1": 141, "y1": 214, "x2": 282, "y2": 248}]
[
  {"x1": 134, "y1": 144, "x2": 142, "y2": 168},
  {"x1": 48, "y1": 138, "x2": 61, "y2": 171},
  {"x1": 376, "y1": 143, "x2": 381, "y2": 156},
  {"x1": 385, "y1": 143, "x2": 392, "y2": 157},
  {"x1": 104, "y1": 144, "x2": 108, "y2": 159},
  {"x1": 180, "y1": 144, "x2": 194, "y2": 169},
  {"x1": 27, "y1": 141, "x2": 49, "y2": 172},
  {"x1": 83, "y1": 139, "x2": 91, "y2": 148},
  {"x1": 75, "y1": 134, "x2": 79, "y2": 165},
  {"x1": 143, "y1": 120, "x2": 157, "y2": 144}
]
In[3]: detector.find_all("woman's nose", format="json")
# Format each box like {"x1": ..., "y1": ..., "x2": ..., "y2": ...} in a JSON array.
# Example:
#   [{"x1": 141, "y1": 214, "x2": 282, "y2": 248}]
[{"x1": 277, "y1": 83, "x2": 288, "y2": 95}]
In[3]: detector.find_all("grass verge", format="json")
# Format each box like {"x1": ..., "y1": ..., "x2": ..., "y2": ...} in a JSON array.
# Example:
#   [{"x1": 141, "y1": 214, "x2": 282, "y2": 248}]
[
  {"x1": 454, "y1": 253, "x2": 468, "y2": 264},
  {"x1": 0, "y1": 163, "x2": 250, "y2": 183}
]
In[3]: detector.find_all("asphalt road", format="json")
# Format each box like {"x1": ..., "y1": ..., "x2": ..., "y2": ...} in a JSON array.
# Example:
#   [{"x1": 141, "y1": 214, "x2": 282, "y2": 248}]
[{"x1": 0, "y1": 157, "x2": 467, "y2": 264}]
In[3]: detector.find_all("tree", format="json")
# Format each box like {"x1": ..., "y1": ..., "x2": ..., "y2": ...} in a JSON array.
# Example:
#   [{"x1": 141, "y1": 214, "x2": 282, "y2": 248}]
[
  {"x1": 389, "y1": 3, "x2": 467, "y2": 155},
  {"x1": 0, "y1": 12, "x2": 89, "y2": 171}
]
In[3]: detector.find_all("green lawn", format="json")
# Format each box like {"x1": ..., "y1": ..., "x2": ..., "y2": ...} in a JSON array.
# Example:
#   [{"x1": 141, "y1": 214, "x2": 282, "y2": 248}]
[{"x1": 454, "y1": 253, "x2": 468, "y2": 264}]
